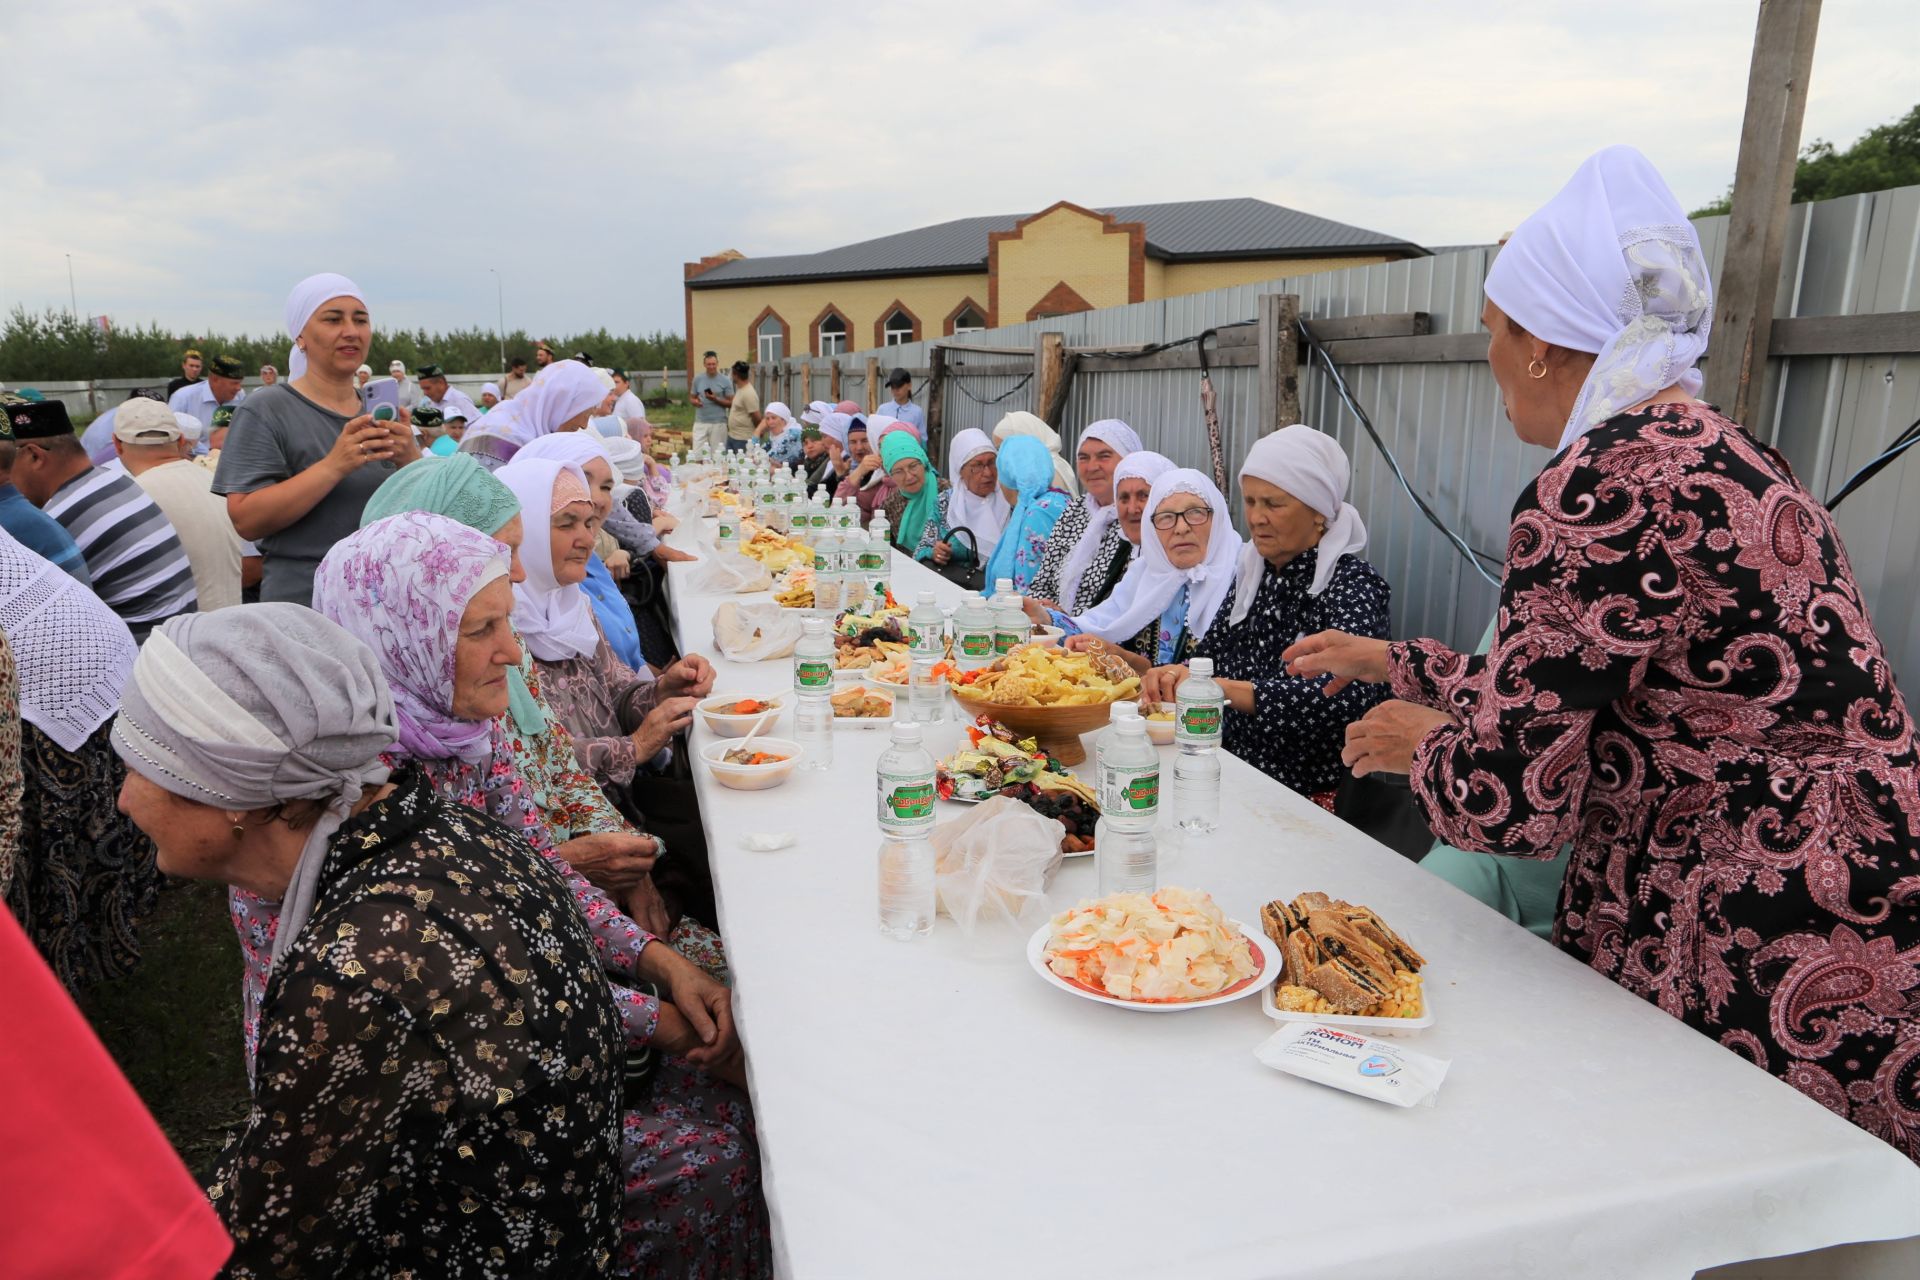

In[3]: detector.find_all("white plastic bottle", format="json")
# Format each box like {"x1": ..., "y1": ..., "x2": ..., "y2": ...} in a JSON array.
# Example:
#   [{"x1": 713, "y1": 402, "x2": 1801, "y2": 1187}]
[
  {"x1": 907, "y1": 591, "x2": 945, "y2": 659},
  {"x1": 991, "y1": 587, "x2": 1029, "y2": 658},
  {"x1": 834, "y1": 528, "x2": 865, "y2": 611},
  {"x1": 792, "y1": 617, "x2": 835, "y2": 770},
  {"x1": 864, "y1": 516, "x2": 892, "y2": 606},
  {"x1": 909, "y1": 654, "x2": 944, "y2": 725},
  {"x1": 804, "y1": 493, "x2": 828, "y2": 537},
  {"x1": 1172, "y1": 656, "x2": 1224, "y2": 833},
  {"x1": 716, "y1": 503, "x2": 741, "y2": 556},
  {"x1": 1095, "y1": 702, "x2": 1160, "y2": 896},
  {"x1": 833, "y1": 498, "x2": 857, "y2": 534},
  {"x1": 811, "y1": 524, "x2": 843, "y2": 615},
  {"x1": 876, "y1": 721, "x2": 937, "y2": 939},
  {"x1": 952, "y1": 592, "x2": 996, "y2": 670}
]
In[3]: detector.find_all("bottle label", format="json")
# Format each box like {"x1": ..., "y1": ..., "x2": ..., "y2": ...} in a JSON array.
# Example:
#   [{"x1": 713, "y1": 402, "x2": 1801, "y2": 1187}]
[
  {"x1": 795, "y1": 659, "x2": 833, "y2": 690},
  {"x1": 858, "y1": 551, "x2": 885, "y2": 571},
  {"x1": 811, "y1": 515, "x2": 829, "y2": 530},
  {"x1": 878, "y1": 775, "x2": 936, "y2": 831},
  {"x1": 814, "y1": 550, "x2": 831, "y2": 573},
  {"x1": 1178, "y1": 702, "x2": 1223, "y2": 742},
  {"x1": 1101, "y1": 766, "x2": 1161, "y2": 816},
  {"x1": 960, "y1": 631, "x2": 994, "y2": 658},
  {"x1": 718, "y1": 518, "x2": 736, "y2": 539},
  {"x1": 994, "y1": 629, "x2": 1023, "y2": 656}
]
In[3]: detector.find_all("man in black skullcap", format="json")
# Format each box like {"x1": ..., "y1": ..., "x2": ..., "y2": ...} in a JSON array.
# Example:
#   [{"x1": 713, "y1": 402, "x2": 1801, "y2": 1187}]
[
  {"x1": 416, "y1": 364, "x2": 481, "y2": 428},
  {"x1": 168, "y1": 353, "x2": 247, "y2": 455},
  {"x1": 8, "y1": 400, "x2": 198, "y2": 641}
]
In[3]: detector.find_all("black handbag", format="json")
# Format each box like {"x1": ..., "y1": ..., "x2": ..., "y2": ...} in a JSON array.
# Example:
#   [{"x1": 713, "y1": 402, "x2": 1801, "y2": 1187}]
[{"x1": 932, "y1": 526, "x2": 987, "y2": 592}]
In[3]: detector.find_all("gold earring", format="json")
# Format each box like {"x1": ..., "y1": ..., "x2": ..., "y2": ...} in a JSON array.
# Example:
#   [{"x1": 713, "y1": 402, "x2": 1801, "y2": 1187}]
[
  {"x1": 1527, "y1": 358, "x2": 1549, "y2": 380},
  {"x1": 230, "y1": 820, "x2": 245, "y2": 839}
]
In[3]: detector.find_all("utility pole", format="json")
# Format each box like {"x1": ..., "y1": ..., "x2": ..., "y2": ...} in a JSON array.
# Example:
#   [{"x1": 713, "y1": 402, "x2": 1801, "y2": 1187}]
[
  {"x1": 489, "y1": 268, "x2": 507, "y2": 373},
  {"x1": 65, "y1": 254, "x2": 77, "y2": 316},
  {"x1": 1702, "y1": 0, "x2": 1822, "y2": 432}
]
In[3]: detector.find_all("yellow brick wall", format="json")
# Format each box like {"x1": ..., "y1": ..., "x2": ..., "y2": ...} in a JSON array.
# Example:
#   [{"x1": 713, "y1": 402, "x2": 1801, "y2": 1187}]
[
  {"x1": 1153, "y1": 255, "x2": 1396, "y2": 297},
  {"x1": 993, "y1": 207, "x2": 1136, "y2": 322},
  {"x1": 688, "y1": 273, "x2": 991, "y2": 369}
]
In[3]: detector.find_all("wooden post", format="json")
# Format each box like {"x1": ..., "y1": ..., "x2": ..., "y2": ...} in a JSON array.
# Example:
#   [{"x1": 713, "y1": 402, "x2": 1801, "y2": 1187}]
[
  {"x1": 1702, "y1": 0, "x2": 1821, "y2": 432},
  {"x1": 830, "y1": 359, "x2": 842, "y2": 400},
  {"x1": 926, "y1": 345, "x2": 948, "y2": 462},
  {"x1": 1258, "y1": 293, "x2": 1302, "y2": 434},
  {"x1": 1033, "y1": 332, "x2": 1068, "y2": 422},
  {"x1": 864, "y1": 356, "x2": 880, "y2": 414}
]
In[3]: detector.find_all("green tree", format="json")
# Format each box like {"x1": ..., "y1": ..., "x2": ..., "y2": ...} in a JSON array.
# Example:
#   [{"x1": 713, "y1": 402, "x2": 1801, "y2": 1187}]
[
  {"x1": 1691, "y1": 103, "x2": 1920, "y2": 217},
  {"x1": 0, "y1": 308, "x2": 685, "y2": 385}
]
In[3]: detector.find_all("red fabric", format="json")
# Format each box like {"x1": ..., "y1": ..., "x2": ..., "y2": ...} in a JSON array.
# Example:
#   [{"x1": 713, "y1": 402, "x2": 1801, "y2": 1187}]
[{"x1": 0, "y1": 903, "x2": 232, "y2": 1279}]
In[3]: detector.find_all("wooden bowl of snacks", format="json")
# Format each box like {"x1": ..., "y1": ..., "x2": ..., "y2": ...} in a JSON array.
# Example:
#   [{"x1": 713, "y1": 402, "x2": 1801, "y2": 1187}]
[{"x1": 947, "y1": 643, "x2": 1139, "y2": 765}]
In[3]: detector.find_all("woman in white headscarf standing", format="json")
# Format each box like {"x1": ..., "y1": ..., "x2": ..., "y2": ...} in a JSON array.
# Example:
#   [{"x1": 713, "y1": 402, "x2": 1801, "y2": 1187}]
[
  {"x1": 1026, "y1": 418, "x2": 1143, "y2": 607},
  {"x1": 992, "y1": 410, "x2": 1080, "y2": 497},
  {"x1": 1139, "y1": 426, "x2": 1391, "y2": 809},
  {"x1": 213, "y1": 273, "x2": 422, "y2": 605},
  {"x1": 1288, "y1": 146, "x2": 1920, "y2": 1165},
  {"x1": 1047, "y1": 467, "x2": 1242, "y2": 680},
  {"x1": 459, "y1": 359, "x2": 610, "y2": 470}
]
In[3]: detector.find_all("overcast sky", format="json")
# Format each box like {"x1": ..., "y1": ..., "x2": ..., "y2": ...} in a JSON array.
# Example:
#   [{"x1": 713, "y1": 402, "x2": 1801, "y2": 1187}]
[{"x1": 3, "y1": 1, "x2": 1914, "y2": 341}]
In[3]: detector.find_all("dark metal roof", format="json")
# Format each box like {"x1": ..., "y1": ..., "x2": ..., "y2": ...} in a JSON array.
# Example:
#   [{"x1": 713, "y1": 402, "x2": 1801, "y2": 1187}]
[{"x1": 688, "y1": 198, "x2": 1425, "y2": 288}]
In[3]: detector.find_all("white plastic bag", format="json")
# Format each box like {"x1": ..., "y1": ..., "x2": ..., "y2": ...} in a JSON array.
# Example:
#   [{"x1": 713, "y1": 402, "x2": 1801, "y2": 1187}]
[
  {"x1": 711, "y1": 601, "x2": 802, "y2": 661},
  {"x1": 931, "y1": 796, "x2": 1066, "y2": 935},
  {"x1": 687, "y1": 549, "x2": 771, "y2": 595}
]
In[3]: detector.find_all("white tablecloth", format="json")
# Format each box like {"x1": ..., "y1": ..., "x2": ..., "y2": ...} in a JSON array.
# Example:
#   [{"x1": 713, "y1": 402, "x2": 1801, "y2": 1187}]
[{"x1": 660, "y1": 527, "x2": 1920, "y2": 1280}]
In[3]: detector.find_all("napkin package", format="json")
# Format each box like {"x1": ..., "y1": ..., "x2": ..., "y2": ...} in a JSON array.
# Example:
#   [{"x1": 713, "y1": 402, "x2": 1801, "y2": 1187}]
[{"x1": 1255, "y1": 1024, "x2": 1451, "y2": 1108}]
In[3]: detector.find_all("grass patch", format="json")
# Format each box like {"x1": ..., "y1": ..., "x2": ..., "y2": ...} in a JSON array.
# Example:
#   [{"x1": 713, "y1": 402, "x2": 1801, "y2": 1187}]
[{"x1": 78, "y1": 879, "x2": 250, "y2": 1181}]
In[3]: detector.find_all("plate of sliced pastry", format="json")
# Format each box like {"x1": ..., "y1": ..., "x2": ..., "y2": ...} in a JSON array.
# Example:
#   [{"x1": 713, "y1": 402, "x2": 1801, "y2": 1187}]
[{"x1": 1259, "y1": 892, "x2": 1434, "y2": 1035}]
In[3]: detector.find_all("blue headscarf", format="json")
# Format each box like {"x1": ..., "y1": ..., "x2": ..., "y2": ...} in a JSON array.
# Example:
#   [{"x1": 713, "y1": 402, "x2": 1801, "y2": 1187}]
[
  {"x1": 982, "y1": 433, "x2": 1066, "y2": 595},
  {"x1": 580, "y1": 555, "x2": 646, "y2": 671}
]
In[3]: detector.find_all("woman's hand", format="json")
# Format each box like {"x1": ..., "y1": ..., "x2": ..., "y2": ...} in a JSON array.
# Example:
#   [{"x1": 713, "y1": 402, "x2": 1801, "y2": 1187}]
[
  {"x1": 631, "y1": 695, "x2": 699, "y2": 759},
  {"x1": 658, "y1": 655, "x2": 716, "y2": 699},
  {"x1": 653, "y1": 512, "x2": 680, "y2": 534},
  {"x1": 932, "y1": 540, "x2": 952, "y2": 566},
  {"x1": 1062, "y1": 633, "x2": 1104, "y2": 655},
  {"x1": 1141, "y1": 663, "x2": 1188, "y2": 705},
  {"x1": 641, "y1": 946, "x2": 738, "y2": 1068},
  {"x1": 325, "y1": 416, "x2": 400, "y2": 478},
  {"x1": 653, "y1": 545, "x2": 698, "y2": 564},
  {"x1": 852, "y1": 453, "x2": 881, "y2": 484},
  {"x1": 605, "y1": 550, "x2": 631, "y2": 580},
  {"x1": 624, "y1": 876, "x2": 674, "y2": 937},
  {"x1": 1283, "y1": 630, "x2": 1393, "y2": 696},
  {"x1": 554, "y1": 831, "x2": 660, "y2": 893},
  {"x1": 1022, "y1": 598, "x2": 1052, "y2": 626},
  {"x1": 1342, "y1": 700, "x2": 1455, "y2": 777}
]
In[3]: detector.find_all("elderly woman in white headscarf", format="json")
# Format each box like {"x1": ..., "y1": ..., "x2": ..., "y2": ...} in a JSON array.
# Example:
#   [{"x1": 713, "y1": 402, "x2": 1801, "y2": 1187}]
[
  {"x1": 459, "y1": 359, "x2": 609, "y2": 469},
  {"x1": 1288, "y1": 147, "x2": 1920, "y2": 1164},
  {"x1": 1047, "y1": 467, "x2": 1242, "y2": 679},
  {"x1": 112, "y1": 604, "x2": 627, "y2": 1276},
  {"x1": 213, "y1": 273, "x2": 422, "y2": 605},
  {"x1": 1027, "y1": 419, "x2": 1143, "y2": 607},
  {"x1": 992, "y1": 410, "x2": 1079, "y2": 497},
  {"x1": 914, "y1": 428, "x2": 1006, "y2": 569},
  {"x1": 1137, "y1": 426, "x2": 1391, "y2": 808}
]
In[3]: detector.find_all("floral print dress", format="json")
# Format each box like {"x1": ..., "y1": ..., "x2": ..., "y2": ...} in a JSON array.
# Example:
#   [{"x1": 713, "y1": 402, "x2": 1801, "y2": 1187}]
[
  {"x1": 213, "y1": 769, "x2": 624, "y2": 1278},
  {"x1": 1394, "y1": 404, "x2": 1920, "y2": 1163}
]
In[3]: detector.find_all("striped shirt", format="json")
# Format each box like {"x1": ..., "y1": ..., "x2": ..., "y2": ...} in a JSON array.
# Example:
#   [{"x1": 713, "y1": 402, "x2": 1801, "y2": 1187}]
[{"x1": 44, "y1": 467, "x2": 198, "y2": 643}]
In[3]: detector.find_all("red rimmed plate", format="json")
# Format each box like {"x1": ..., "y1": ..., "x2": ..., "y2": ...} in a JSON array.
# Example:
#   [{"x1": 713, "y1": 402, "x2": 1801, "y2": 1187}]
[{"x1": 1026, "y1": 921, "x2": 1279, "y2": 1012}]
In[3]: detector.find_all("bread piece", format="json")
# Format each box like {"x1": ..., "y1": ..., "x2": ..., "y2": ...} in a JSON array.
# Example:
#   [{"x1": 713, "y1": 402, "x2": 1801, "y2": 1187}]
[
  {"x1": 1259, "y1": 901, "x2": 1293, "y2": 950},
  {"x1": 1347, "y1": 908, "x2": 1426, "y2": 973},
  {"x1": 1303, "y1": 961, "x2": 1378, "y2": 1015}
]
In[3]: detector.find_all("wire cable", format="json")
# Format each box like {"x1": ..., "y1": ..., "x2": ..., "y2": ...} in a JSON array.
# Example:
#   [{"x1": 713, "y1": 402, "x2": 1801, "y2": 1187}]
[{"x1": 1825, "y1": 414, "x2": 1920, "y2": 512}]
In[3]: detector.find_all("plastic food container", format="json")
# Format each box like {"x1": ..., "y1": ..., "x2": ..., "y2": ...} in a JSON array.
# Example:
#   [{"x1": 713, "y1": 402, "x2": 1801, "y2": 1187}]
[
  {"x1": 1141, "y1": 702, "x2": 1177, "y2": 745},
  {"x1": 699, "y1": 737, "x2": 803, "y2": 790},
  {"x1": 697, "y1": 693, "x2": 786, "y2": 739}
]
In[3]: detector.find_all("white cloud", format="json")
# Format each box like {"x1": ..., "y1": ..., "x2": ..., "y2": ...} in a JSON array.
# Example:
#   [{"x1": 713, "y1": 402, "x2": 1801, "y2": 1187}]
[{"x1": 2, "y1": 0, "x2": 1914, "y2": 342}]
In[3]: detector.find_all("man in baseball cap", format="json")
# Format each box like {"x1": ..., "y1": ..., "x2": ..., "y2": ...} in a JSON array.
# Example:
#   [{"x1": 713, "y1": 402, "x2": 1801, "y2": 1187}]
[{"x1": 113, "y1": 399, "x2": 250, "y2": 611}]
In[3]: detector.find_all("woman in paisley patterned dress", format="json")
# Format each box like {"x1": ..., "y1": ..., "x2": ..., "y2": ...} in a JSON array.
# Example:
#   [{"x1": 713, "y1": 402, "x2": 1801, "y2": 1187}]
[
  {"x1": 0, "y1": 527, "x2": 158, "y2": 989},
  {"x1": 312, "y1": 510, "x2": 772, "y2": 1277},
  {"x1": 111, "y1": 604, "x2": 624, "y2": 1277},
  {"x1": 1290, "y1": 147, "x2": 1920, "y2": 1161},
  {"x1": 1024, "y1": 419, "x2": 1142, "y2": 609}
]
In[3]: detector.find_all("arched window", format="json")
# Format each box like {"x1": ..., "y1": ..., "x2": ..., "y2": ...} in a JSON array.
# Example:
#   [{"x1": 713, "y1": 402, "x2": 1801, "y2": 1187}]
[
  {"x1": 950, "y1": 305, "x2": 986, "y2": 335},
  {"x1": 883, "y1": 309, "x2": 916, "y2": 346},
  {"x1": 818, "y1": 312, "x2": 847, "y2": 357},
  {"x1": 756, "y1": 312, "x2": 786, "y2": 363}
]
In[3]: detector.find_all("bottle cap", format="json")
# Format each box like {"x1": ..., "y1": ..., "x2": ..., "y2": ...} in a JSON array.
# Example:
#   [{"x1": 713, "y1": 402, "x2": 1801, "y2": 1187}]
[
  {"x1": 995, "y1": 578, "x2": 1014, "y2": 593},
  {"x1": 917, "y1": 592, "x2": 936, "y2": 605},
  {"x1": 802, "y1": 617, "x2": 826, "y2": 635},
  {"x1": 1112, "y1": 700, "x2": 1139, "y2": 719},
  {"x1": 1190, "y1": 657, "x2": 1214, "y2": 677},
  {"x1": 891, "y1": 720, "x2": 923, "y2": 744}
]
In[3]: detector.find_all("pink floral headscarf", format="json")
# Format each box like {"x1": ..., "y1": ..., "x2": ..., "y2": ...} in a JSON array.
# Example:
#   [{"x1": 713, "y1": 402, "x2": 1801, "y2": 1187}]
[{"x1": 312, "y1": 511, "x2": 510, "y2": 763}]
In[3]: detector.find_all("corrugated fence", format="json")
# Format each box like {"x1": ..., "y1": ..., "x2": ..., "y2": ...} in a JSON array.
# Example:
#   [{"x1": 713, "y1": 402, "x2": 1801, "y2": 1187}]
[{"x1": 764, "y1": 185, "x2": 1920, "y2": 685}]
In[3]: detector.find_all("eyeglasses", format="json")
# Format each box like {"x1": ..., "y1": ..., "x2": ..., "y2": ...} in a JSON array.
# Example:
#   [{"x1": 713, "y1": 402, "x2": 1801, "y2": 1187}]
[{"x1": 1150, "y1": 505, "x2": 1214, "y2": 531}]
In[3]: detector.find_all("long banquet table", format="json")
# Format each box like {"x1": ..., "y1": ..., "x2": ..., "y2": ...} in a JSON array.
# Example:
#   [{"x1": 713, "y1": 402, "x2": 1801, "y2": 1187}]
[{"x1": 660, "y1": 519, "x2": 1920, "y2": 1280}]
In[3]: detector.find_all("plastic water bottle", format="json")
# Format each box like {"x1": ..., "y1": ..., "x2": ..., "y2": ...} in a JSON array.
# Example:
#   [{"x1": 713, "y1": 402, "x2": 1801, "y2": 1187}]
[
  {"x1": 992, "y1": 587, "x2": 1029, "y2": 657},
  {"x1": 877, "y1": 721, "x2": 937, "y2": 939},
  {"x1": 864, "y1": 516, "x2": 892, "y2": 606},
  {"x1": 909, "y1": 654, "x2": 944, "y2": 724},
  {"x1": 804, "y1": 493, "x2": 828, "y2": 537},
  {"x1": 1096, "y1": 703, "x2": 1160, "y2": 895},
  {"x1": 907, "y1": 591, "x2": 945, "y2": 659},
  {"x1": 833, "y1": 498, "x2": 857, "y2": 534},
  {"x1": 1172, "y1": 657, "x2": 1224, "y2": 833},
  {"x1": 952, "y1": 592, "x2": 996, "y2": 670},
  {"x1": 793, "y1": 618, "x2": 835, "y2": 770},
  {"x1": 716, "y1": 504, "x2": 741, "y2": 556},
  {"x1": 811, "y1": 524, "x2": 842, "y2": 615},
  {"x1": 842, "y1": 529, "x2": 871, "y2": 611}
]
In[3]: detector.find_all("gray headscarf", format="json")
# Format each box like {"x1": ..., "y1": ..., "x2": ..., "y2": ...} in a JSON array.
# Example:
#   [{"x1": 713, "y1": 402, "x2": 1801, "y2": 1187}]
[{"x1": 111, "y1": 604, "x2": 398, "y2": 967}]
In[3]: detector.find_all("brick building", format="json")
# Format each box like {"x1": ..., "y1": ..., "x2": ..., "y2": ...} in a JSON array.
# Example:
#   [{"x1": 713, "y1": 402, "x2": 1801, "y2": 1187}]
[{"x1": 683, "y1": 198, "x2": 1425, "y2": 375}]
